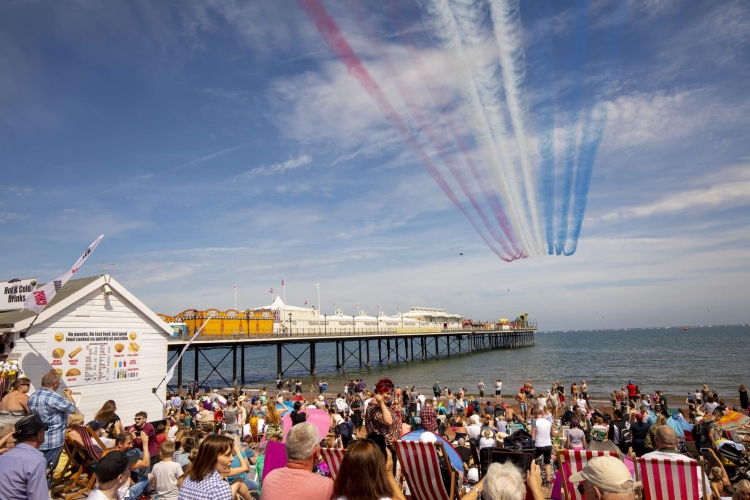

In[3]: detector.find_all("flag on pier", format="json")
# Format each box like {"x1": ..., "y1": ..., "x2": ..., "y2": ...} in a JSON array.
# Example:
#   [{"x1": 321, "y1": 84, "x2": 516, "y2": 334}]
[
  {"x1": 316, "y1": 283, "x2": 319, "y2": 288},
  {"x1": 281, "y1": 279, "x2": 285, "y2": 286},
  {"x1": 305, "y1": 299, "x2": 308, "y2": 305},
  {"x1": 233, "y1": 284, "x2": 237, "y2": 289},
  {"x1": 270, "y1": 287, "x2": 274, "y2": 294}
]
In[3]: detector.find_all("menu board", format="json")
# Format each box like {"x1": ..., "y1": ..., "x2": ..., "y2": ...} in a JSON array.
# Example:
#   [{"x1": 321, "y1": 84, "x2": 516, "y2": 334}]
[{"x1": 47, "y1": 330, "x2": 140, "y2": 386}]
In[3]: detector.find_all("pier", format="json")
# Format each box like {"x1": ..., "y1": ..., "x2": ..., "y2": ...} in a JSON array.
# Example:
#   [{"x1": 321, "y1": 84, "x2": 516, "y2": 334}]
[{"x1": 166, "y1": 327, "x2": 536, "y2": 390}]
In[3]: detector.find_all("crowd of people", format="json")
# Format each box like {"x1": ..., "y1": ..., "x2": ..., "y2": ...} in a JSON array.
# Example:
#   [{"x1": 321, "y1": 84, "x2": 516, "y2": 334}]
[{"x1": 1, "y1": 370, "x2": 750, "y2": 500}]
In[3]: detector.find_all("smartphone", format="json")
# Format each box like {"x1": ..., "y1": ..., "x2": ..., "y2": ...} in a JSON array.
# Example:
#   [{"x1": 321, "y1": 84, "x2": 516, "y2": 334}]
[{"x1": 135, "y1": 430, "x2": 142, "y2": 437}]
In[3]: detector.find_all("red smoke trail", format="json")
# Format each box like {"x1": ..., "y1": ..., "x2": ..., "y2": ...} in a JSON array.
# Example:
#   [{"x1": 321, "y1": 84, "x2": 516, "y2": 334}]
[
  {"x1": 383, "y1": 0, "x2": 524, "y2": 259},
  {"x1": 345, "y1": 0, "x2": 519, "y2": 259},
  {"x1": 298, "y1": 0, "x2": 519, "y2": 261}
]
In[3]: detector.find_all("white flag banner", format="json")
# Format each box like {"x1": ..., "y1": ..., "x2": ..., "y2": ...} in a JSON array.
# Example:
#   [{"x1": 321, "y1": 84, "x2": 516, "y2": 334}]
[
  {"x1": 163, "y1": 315, "x2": 214, "y2": 385},
  {"x1": 24, "y1": 235, "x2": 104, "y2": 314}
]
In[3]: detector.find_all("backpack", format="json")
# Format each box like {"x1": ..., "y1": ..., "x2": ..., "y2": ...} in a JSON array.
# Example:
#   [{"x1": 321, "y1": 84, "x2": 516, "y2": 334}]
[
  {"x1": 337, "y1": 420, "x2": 354, "y2": 440},
  {"x1": 618, "y1": 423, "x2": 633, "y2": 447},
  {"x1": 692, "y1": 421, "x2": 711, "y2": 447}
]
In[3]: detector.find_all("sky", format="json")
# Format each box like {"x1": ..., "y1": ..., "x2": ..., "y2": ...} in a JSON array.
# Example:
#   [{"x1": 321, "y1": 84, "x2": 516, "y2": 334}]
[{"x1": 1, "y1": 0, "x2": 749, "y2": 331}]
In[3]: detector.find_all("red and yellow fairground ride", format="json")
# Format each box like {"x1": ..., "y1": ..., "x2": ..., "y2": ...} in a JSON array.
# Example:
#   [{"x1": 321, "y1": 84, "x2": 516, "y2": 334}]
[{"x1": 158, "y1": 308, "x2": 276, "y2": 336}]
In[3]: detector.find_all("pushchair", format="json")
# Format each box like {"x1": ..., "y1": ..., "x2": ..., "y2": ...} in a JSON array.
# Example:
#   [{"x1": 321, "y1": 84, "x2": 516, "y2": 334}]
[{"x1": 716, "y1": 442, "x2": 750, "y2": 484}]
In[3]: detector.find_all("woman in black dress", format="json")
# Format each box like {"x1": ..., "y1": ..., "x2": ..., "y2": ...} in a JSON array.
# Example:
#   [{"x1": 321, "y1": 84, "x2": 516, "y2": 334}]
[{"x1": 739, "y1": 385, "x2": 749, "y2": 411}]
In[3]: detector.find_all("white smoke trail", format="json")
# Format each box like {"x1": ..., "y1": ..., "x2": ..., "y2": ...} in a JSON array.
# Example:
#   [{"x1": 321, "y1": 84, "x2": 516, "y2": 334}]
[
  {"x1": 448, "y1": 0, "x2": 542, "y2": 255},
  {"x1": 487, "y1": 0, "x2": 545, "y2": 255},
  {"x1": 418, "y1": 0, "x2": 536, "y2": 256}
]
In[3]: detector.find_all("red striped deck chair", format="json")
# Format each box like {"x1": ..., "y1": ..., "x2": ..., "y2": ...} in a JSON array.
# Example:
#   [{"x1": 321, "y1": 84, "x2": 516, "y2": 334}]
[
  {"x1": 558, "y1": 449, "x2": 620, "y2": 500},
  {"x1": 320, "y1": 447, "x2": 346, "y2": 480},
  {"x1": 635, "y1": 456, "x2": 708, "y2": 500},
  {"x1": 394, "y1": 440, "x2": 455, "y2": 500}
]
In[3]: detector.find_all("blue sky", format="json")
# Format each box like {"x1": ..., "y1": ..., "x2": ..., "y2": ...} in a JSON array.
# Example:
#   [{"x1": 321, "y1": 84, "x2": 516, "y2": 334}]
[{"x1": 1, "y1": 0, "x2": 749, "y2": 330}]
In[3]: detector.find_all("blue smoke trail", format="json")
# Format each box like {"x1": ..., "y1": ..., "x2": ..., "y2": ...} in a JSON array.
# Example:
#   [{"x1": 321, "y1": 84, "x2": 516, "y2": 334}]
[
  {"x1": 564, "y1": 1, "x2": 629, "y2": 256},
  {"x1": 555, "y1": 0, "x2": 590, "y2": 255}
]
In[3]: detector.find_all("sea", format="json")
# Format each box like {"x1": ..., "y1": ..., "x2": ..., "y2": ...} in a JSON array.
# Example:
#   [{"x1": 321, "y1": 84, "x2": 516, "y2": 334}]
[{"x1": 168, "y1": 325, "x2": 750, "y2": 402}]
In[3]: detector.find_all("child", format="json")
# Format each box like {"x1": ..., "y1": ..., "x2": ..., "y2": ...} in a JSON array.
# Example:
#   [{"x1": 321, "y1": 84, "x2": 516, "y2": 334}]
[
  {"x1": 151, "y1": 441, "x2": 183, "y2": 500},
  {"x1": 460, "y1": 468, "x2": 480, "y2": 498},
  {"x1": 155, "y1": 423, "x2": 168, "y2": 447},
  {"x1": 709, "y1": 466, "x2": 725, "y2": 500}
]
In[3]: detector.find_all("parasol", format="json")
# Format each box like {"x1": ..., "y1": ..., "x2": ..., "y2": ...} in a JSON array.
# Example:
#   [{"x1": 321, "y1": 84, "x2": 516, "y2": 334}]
[
  {"x1": 400, "y1": 430, "x2": 464, "y2": 472},
  {"x1": 280, "y1": 408, "x2": 331, "y2": 443},
  {"x1": 717, "y1": 410, "x2": 750, "y2": 431}
]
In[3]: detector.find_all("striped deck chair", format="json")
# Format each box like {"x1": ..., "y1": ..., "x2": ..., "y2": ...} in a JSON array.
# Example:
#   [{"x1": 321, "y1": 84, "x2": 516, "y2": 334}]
[
  {"x1": 635, "y1": 456, "x2": 708, "y2": 500},
  {"x1": 320, "y1": 447, "x2": 346, "y2": 481},
  {"x1": 58, "y1": 425, "x2": 113, "y2": 499},
  {"x1": 558, "y1": 449, "x2": 620, "y2": 500},
  {"x1": 394, "y1": 440, "x2": 455, "y2": 500}
]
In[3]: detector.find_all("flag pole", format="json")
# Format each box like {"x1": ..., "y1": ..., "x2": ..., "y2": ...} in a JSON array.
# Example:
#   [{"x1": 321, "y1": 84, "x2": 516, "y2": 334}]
[
  {"x1": 234, "y1": 284, "x2": 237, "y2": 311},
  {"x1": 156, "y1": 314, "x2": 215, "y2": 392}
]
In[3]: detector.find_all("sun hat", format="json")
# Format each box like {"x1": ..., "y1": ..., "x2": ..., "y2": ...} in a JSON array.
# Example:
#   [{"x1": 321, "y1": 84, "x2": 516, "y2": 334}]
[
  {"x1": 569, "y1": 456, "x2": 639, "y2": 493},
  {"x1": 481, "y1": 429, "x2": 494, "y2": 438},
  {"x1": 318, "y1": 395, "x2": 324, "y2": 401},
  {"x1": 95, "y1": 450, "x2": 139, "y2": 483},
  {"x1": 13, "y1": 414, "x2": 48, "y2": 440},
  {"x1": 419, "y1": 432, "x2": 437, "y2": 443}
]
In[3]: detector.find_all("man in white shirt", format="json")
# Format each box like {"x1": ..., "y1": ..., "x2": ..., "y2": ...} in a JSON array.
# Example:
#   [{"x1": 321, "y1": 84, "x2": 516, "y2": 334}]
[
  {"x1": 334, "y1": 394, "x2": 348, "y2": 415},
  {"x1": 494, "y1": 379, "x2": 503, "y2": 402},
  {"x1": 531, "y1": 408, "x2": 553, "y2": 485},
  {"x1": 466, "y1": 414, "x2": 482, "y2": 442},
  {"x1": 642, "y1": 426, "x2": 708, "y2": 498}
]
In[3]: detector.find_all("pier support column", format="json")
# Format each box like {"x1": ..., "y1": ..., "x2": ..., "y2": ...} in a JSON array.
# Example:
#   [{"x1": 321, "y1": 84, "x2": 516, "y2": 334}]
[
  {"x1": 341, "y1": 341, "x2": 346, "y2": 373},
  {"x1": 336, "y1": 341, "x2": 340, "y2": 369},
  {"x1": 232, "y1": 345, "x2": 238, "y2": 388},
  {"x1": 277, "y1": 344, "x2": 282, "y2": 379},
  {"x1": 194, "y1": 348, "x2": 199, "y2": 389},
  {"x1": 177, "y1": 354, "x2": 183, "y2": 392},
  {"x1": 241, "y1": 345, "x2": 245, "y2": 386},
  {"x1": 366, "y1": 340, "x2": 371, "y2": 368},
  {"x1": 422, "y1": 337, "x2": 426, "y2": 359},
  {"x1": 310, "y1": 342, "x2": 317, "y2": 375},
  {"x1": 358, "y1": 340, "x2": 362, "y2": 367},
  {"x1": 386, "y1": 339, "x2": 391, "y2": 365},
  {"x1": 435, "y1": 336, "x2": 439, "y2": 358},
  {"x1": 395, "y1": 338, "x2": 399, "y2": 362},
  {"x1": 410, "y1": 338, "x2": 414, "y2": 361},
  {"x1": 378, "y1": 340, "x2": 382, "y2": 364},
  {"x1": 404, "y1": 338, "x2": 409, "y2": 362}
]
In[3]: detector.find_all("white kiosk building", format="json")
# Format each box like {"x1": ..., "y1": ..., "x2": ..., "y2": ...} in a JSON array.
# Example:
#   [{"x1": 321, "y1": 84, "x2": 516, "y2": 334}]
[{"x1": 0, "y1": 274, "x2": 172, "y2": 426}]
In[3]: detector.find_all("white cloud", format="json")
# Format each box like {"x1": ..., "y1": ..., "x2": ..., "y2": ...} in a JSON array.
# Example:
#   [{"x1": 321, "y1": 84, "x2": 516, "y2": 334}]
[
  {"x1": 0, "y1": 212, "x2": 30, "y2": 223},
  {"x1": 234, "y1": 154, "x2": 312, "y2": 180},
  {"x1": 600, "y1": 90, "x2": 749, "y2": 152},
  {"x1": 590, "y1": 164, "x2": 750, "y2": 224}
]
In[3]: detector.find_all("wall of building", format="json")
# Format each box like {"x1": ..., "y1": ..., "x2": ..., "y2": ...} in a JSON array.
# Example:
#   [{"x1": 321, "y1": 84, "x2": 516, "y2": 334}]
[{"x1": 14, "y1": 287, "x2": 169, "y2": 428}]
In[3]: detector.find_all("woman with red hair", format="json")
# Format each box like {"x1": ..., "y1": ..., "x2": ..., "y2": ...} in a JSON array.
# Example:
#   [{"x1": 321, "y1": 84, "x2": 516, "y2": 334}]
[{"x1": 365, "y1": 377, "x2": 400, "y2": 475}]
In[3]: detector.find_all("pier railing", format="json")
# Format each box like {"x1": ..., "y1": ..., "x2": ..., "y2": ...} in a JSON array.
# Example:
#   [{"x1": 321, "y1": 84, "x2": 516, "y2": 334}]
[{"x1": 166, "y1": 324, "x2": 536, "y2": 343}]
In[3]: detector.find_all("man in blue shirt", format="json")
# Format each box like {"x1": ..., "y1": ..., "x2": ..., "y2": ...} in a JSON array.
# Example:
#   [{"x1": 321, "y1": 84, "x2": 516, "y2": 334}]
[
  {"x1": 27, "y1": 372, "x2": 77, "y2": 471},
  {"x1": 0, "y1": 414, "x2": 50, "y2": 500}
]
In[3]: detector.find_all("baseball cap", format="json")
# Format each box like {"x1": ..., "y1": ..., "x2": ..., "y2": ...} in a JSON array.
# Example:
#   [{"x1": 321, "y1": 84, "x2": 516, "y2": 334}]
[
  {"x1": 95, "y1": 451, "x2": 139, "y2": 483},
  {"x1": 467, "y1": 468, "x2": 479, "y2": 483},
  {"x1": 569, "y1": 456, "x2": 639, "y2": 493}
]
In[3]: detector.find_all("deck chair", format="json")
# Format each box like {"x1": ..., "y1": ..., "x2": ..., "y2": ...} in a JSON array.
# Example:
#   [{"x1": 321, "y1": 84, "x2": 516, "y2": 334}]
[
  {"x1": 58, "y1": 425, "x2": 114, "y2": 499},
  {"x1": 634, "y1": 456, "x2": 708, "y2": 500},
  {"x1": 558, "y1": 449, "x2": 620, "y2": 500},
  {"x1": 320, "y1": 447, "x2": 346, "y2": 480},
  {"x1": 394, "y1": 440, "x2": 455, "y2": 500}
]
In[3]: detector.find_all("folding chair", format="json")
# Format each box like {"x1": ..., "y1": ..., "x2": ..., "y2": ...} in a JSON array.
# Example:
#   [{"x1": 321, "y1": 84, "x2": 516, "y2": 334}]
[
  {"x1": 58, "y1": 425, "x2": 113, "y2": 500},
  {"x1": 558, "y1": 449, "x2": 620, "y2": 500},
  {"x1": 634, "y1": 456, "x2": 708, "y2": 500},
  {"x1": 394, "y1": 440, "x2": 456, "y2": 500},
  {"x1": 320, "y1": 447, "x2": 346, "y2": 480}
]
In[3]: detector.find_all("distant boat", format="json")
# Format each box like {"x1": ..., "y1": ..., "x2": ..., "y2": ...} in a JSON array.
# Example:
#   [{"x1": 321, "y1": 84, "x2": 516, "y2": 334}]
[{"x1": 684, "y1": 326, "x2": 688, "y2": 330}]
